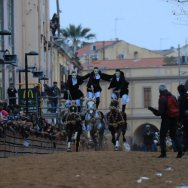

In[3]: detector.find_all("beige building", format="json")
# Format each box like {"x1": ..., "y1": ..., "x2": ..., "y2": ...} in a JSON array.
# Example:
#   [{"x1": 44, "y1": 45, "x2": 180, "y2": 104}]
[
  {"x1": 77, "y1": 40, "x2": 163, "y2": 67},
  {"x1": 81, "y1": 57, "x2": 188, "y2": 146},
  {"x1": 0, "y1": 0, "x2": 80, "y2": 100}
]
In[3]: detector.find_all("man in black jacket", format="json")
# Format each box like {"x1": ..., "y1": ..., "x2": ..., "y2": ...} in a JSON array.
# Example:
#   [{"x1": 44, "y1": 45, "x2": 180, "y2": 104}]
[
  {"x1": 108, "y1": 69, "x2": 129, "y2": 112},
  {"x1": 87, "y1": 67, "x2": 112, "y2": 109},
  {"x1": 64, "y1": 71, "x2": 90, "y2": 112},
  {"x1": 177, "y1": 84, "x2": 188, "y2": 154},
  {"x1": 148, "y1": 84, "x2": 183, "y2": 158},
  {"x1": 7, "y1": 83, "x2": 17, "y2": 106}
]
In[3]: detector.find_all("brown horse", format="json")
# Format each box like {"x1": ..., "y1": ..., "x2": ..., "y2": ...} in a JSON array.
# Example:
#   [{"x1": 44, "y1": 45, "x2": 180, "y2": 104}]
[
  {"x1": 106, "y1": 99, "x2": 127, "y2": 151},
  {"x1": 62, "y1": 102, "x2": 82, "y2": 152}
]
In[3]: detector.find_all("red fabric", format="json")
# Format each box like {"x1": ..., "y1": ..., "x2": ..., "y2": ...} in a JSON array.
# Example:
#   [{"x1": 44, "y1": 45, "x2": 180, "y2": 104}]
[{"x1": 0, "y1": 110, "x2": 9, "y2": 117}]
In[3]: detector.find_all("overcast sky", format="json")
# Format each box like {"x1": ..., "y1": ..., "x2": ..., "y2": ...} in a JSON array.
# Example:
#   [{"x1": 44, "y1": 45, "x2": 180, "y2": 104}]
[{"x1": 49, "y1": 0, "x2": 188, "y2": 50}]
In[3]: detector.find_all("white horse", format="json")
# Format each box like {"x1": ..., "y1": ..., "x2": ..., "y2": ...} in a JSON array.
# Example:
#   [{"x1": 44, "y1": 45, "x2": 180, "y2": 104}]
[{"x1": 83, "y1": 99, "x2": 106, "y2": 150}]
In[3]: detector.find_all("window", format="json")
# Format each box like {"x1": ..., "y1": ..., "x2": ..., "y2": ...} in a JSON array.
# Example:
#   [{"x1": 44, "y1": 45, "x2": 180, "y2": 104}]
[
  {"x1": 117, "y1": 54, "x2": 124, "y2": 60},
  {"x1": 134, "y1": 51, "x2": 138, "y2": 59},
  {"x1": 144, "y1": 87, "x2": 151, "y2": 108}
]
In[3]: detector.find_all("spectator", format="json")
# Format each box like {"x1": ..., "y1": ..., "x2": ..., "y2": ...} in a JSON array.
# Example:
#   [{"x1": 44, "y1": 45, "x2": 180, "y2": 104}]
[
  {"x1": 0, "y1": 105, "x2": 9, "y2": 121},
  {"x1": 7, "y1": 83, "x2": 17, "y2": 106},
  {"x1": 143, "y1": 125, "x2": 155, "y2": 152},
  {"x1": 177, "y1": 84, "x2": 188, "y2": 154},
  {"x1": 148, "y1": 84, "x2": 183, "y2": 158},
  {"x1": 44, "y1": 82, "x2": 61, "y2": 113},
  {"x1": 50, "y1": 13, "x2": 59, "y2": 36}
]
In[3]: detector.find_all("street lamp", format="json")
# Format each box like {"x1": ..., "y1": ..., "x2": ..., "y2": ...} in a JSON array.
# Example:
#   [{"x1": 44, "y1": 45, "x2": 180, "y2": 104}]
[
  {"x1": 0, "y1": 29, "x2": 11, "y2": 36},
  {"x1": 25, "y1": 51, "x2": 39, "y2": 114}
]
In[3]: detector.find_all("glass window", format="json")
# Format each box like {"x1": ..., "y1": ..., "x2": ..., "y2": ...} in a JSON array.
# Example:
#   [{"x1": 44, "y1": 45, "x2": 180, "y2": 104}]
[{"x1": 144, "y1": 87, "x2": 151, "y2": 108}]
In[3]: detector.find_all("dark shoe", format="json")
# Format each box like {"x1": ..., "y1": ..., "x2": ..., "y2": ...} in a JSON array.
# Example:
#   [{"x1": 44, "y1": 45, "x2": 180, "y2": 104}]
[
  {"x1": 176, "y1": 152, "x2": 184, "y2": 158},
  {"x1": 158, "y1": 154, "x2": 167, "y2": 158}
]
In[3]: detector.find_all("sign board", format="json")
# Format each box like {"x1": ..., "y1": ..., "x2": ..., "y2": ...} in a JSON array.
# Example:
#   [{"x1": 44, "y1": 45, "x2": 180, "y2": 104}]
[{"x1": 18, "y1": 88, "x2": 37, "y2": 108}]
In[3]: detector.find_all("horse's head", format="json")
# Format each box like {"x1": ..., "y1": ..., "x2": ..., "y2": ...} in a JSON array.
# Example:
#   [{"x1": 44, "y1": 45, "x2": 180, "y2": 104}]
[
  {"x1": 109, "y1": 99, "x2": 119, "y2": 112},
  {"x1": 68, "y1": 101, "x2": 78, "y2": 113},
  {"x1": 85, "y1": 98, "x2": 96, "y2": 114}
]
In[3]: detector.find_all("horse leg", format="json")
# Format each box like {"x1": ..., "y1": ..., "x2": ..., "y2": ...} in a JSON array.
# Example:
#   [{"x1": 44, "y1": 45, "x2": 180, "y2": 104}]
[
  {"x1": 91, "y1": 129, "x2": 98, "y2": 150},
  {"x1": 75, "y1": 131, "x2": 81, "y2": 152},
  {"x1": 114, "y1": 128, "x2": 122, "y2": 151},
  {"x1": 67, "y1": 130, "x2": 72, "y2": 152},
  {"x1": 98, "y1": 127, "x2": 104, "y2": 150},
  {"x1": 110, "y1": 129, "x2": 116, "y2": 146},
  {"x1": 122, "y1": 126, "x2": 127, "y2": 143},
  {"x1": 73, "y1": 131, "x2": 78, "y2": 142}
]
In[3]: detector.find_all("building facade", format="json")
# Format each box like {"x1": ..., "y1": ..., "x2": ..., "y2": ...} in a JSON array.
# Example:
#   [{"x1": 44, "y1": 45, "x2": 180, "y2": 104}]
[
  {"x1": 81, "y1": 58, "x2": 188, "y2": 146},
  {"x1": 77, "y1": 40, "x2": 164, "y2": 67},
  {"x1": 0, "y1": 0, "x2": 80, "y2": 101}
]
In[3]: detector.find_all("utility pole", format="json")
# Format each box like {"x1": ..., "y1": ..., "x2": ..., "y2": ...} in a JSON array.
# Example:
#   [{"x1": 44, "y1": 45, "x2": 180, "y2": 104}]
[
  {"x1": 178, "y1": 44, "x2": 181, "y2": 84},
  {"x1": 114, "y1": 17, "x2": 124, "y2": 40}
]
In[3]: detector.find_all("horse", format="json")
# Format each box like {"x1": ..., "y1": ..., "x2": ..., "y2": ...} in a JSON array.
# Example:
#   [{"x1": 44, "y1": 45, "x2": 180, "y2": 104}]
[
  {"x1": 106, "y1": 99, "x2": 127, "y2": 151},
  {"x1": 83, "y1": 98, "x2": 106, "y2": 150},
  {"x1": 62, "y1": 101, "x2": 82, "y2": 152}
]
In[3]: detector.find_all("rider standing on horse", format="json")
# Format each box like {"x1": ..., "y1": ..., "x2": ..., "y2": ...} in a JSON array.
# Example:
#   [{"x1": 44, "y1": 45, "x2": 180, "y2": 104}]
[
  {"x1": 64, "y1": 71, "x2": 90, "y2": 112},
  {"x1": 86, "y1": 67, "x2": 112, "y2": 109},
  {"x1": 108, "y1": 69, "x2": 129, "y2": 112}
]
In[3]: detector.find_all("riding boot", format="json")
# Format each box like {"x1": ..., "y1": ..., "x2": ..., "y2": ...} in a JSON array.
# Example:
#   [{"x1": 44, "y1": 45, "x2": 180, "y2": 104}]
[
  {"x1": 96, "y1": 97, "x2": 100, "y2": 109},
  {"x1": 122, "y1": 104, "x2": 126, "y2": 112}
]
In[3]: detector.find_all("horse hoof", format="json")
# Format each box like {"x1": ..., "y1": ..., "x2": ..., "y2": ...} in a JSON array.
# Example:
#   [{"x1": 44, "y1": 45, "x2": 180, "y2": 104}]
[{"x1": 67, "y1": 148, "x2": 71, "y2": 152}]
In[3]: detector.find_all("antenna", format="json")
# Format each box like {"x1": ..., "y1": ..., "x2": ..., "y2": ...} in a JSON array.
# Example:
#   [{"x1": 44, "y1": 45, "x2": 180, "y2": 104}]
[{"x1": 114, "y1": 17, "x2": 124, "y2": 39}]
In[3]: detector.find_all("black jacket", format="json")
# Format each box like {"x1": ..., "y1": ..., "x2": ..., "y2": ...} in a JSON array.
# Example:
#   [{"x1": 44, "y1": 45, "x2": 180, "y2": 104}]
[
  {"x1": 87, "y1": 71, "x2": 112, "y2": 93},
  {"x1": 64, "y1": 73, "x2": 90, "y2": 100},
  {"x1": 108, "y1": 71, "x2": 129, "y2": 96},
  {"x1": 178, "y1": 92, "x2": 188, "y2": 120},
  {"x1": 7, "y1": 87, "x2": 17, "y2": 97},
  {"x1": 149, "y1": 90, "x2": 175, "y2": 119}
]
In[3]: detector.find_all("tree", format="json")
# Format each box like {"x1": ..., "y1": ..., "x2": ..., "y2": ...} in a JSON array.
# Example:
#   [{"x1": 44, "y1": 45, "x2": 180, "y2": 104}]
[
  {"x1": 164, "y1": 0, "x2": 188, "y2": 24},
  {"x1": 60, "y1": 24, "x2": 95, "y2": 54},
  {"x1": 164, "y1": 56, "x2": 177, "y2": 64}
]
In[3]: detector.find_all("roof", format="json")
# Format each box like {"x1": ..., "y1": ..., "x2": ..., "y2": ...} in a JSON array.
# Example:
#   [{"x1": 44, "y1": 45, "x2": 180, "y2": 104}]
[
  {"x1": 77, "y1": 41, "x2": 118, "y2": 57},
  {"x1": 83, "y1": 57, "x2": 165, "y2": 70}
]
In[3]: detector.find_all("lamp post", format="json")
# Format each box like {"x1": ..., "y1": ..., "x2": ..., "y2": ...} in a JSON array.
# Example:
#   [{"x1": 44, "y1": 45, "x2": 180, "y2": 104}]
[
  {"x1": 25, "y1": 51, "x2": 38, "y2": 114},
  {"x1": 0, "y1": 30, "x2": 12, "y2": 99},
  {"x1": 0, "y1": 29, "x2": 11, "y2": 36}
]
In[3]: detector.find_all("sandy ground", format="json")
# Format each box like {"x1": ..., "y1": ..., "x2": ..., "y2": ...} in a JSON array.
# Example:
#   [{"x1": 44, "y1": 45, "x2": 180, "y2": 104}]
[{"x1": 0, "y1": 150, "x2": 188, "y2": 188}]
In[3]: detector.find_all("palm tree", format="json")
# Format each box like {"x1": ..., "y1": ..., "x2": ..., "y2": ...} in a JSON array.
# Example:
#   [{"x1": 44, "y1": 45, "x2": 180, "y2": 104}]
[{"x1": 60, "y1": 24, "x2": 95, "y2": 54}]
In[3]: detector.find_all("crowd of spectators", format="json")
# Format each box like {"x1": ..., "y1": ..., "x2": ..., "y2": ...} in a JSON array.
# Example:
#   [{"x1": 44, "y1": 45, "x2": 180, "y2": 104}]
[{"x1": 0, "y1": 100, "x2": 66, "y2": 142}]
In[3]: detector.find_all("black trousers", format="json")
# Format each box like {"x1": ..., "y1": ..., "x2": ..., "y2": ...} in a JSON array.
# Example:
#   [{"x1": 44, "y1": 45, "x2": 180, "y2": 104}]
[
  {"x1": 160, "y1": 117, "x2": 182, "y2": 154},
  {"x1": 182, "y1": 118, "x2": 188, "y2": 152}
]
